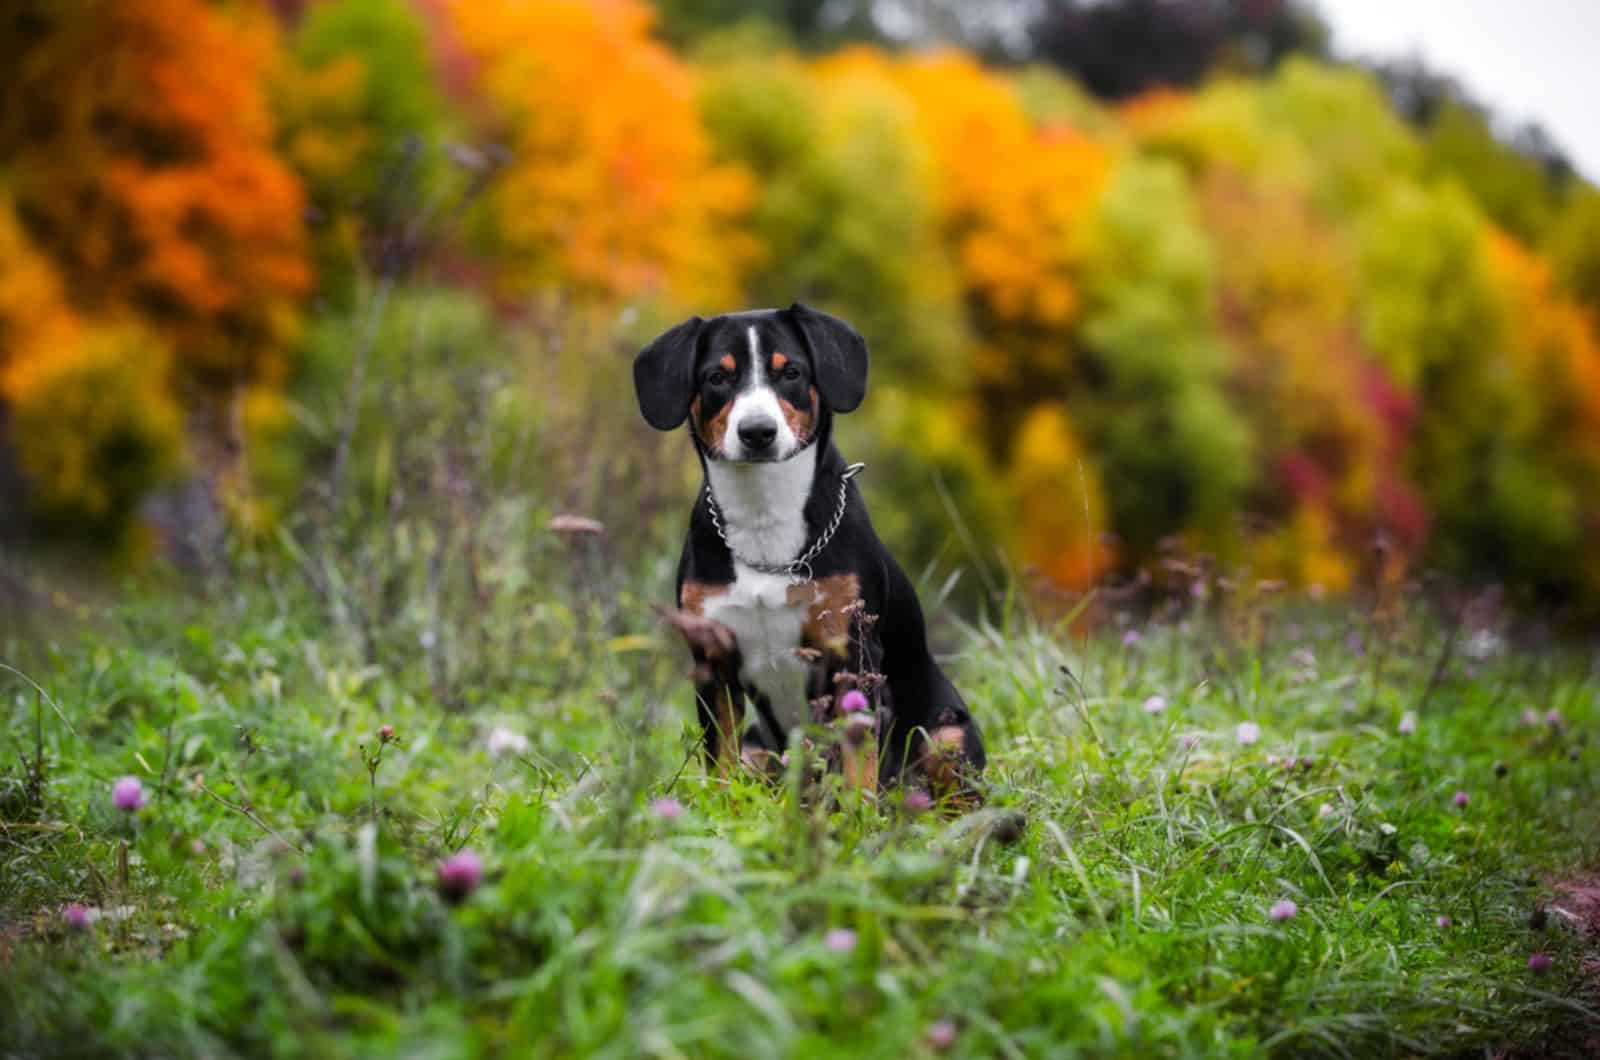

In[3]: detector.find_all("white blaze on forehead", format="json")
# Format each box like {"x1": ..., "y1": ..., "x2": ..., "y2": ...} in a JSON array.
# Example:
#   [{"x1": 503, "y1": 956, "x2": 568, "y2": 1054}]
[{"x1": 723, "y1": 325, "x2": 799, "y2": 461}]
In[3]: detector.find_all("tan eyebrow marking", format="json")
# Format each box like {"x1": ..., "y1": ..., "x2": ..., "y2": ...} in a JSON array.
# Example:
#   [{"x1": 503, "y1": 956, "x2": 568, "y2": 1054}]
[
  {"x1": 719, "y1": 354, "x2": 736, "y2": 373},
  {"x1": 770, "y1": 352, "x2": 788, "y2": 372}
]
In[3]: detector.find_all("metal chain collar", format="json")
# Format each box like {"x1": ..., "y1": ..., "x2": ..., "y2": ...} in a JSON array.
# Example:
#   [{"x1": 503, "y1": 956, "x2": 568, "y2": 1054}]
[{"x1": 704, "y1": 462, "x2": 864, "y2": 584}]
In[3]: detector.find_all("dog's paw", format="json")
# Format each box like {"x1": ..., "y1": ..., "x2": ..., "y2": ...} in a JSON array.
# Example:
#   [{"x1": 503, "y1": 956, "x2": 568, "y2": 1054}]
[
  {"x1": 739, "y1": 743, "x2": 784, "y2": 784},
  {"x1": 917, "y1": 718, "x2": 985, "y2": 813}
]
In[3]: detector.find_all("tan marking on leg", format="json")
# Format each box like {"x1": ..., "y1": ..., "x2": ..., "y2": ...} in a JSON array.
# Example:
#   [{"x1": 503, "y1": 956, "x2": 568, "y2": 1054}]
[
  {"x1": 839, "y1": 711, "x2": 879, "y2": 793},
  {"x1": 713, "y1": 685, "x2": 742, "y2": 779}
]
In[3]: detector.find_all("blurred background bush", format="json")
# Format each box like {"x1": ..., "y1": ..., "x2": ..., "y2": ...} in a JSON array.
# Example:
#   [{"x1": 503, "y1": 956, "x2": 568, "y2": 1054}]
[{"x1": 3, "y1": 0, "x2": 1599, "y2": 620}]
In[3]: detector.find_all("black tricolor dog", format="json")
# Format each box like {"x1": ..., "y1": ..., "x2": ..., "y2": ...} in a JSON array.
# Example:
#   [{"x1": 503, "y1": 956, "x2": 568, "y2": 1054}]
[{"x1": 633, "y1": 303, "x2": 985, "y2": 794}]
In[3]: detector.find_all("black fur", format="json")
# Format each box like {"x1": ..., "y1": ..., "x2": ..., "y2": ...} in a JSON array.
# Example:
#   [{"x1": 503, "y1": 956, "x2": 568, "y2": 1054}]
[
  {"x1": 632, "y1": 315, "x2": 703, "y2": 430},
  {"x1": 634, "y1": 305, "x2": 985, "y2": 786}
]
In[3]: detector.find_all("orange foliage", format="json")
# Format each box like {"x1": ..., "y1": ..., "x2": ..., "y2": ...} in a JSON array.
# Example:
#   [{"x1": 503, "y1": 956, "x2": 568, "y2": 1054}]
[
  {"x1": 1118, "y1": 86, "x2": 1192, "y2": 136},
  {"x1": 0, "y1": 0, "x2": 309, "y2": 396},
  {"x1": 0, "y1": 195, "x2": 80, "y2": 401},
  {"x1": 821, "y1": 50, "x2": 1109, "y2": 347},
  {"x1": 1485, "y1": 230, "x2": 1600, "y2": 461},
  {"x1": 451, "y1": 0, "x2": 755, "y2": 308}
]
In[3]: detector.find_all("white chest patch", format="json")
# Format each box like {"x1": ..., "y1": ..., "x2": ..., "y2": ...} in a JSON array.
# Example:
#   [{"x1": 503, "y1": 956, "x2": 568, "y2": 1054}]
[{"x1": 702, "y1": 569, "x2": 811, "y2": 732}]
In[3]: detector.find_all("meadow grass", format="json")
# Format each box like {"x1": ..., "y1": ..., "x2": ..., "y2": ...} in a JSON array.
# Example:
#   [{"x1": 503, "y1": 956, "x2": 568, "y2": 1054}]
[{"x1": 1, "y1": 561, "x2": 1597, "y2": 1058}]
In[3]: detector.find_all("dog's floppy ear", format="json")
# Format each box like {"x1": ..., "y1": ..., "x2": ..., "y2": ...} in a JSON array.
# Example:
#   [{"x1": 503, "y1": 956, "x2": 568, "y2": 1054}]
[
  {"x1": 633, "y1": 316, "x2": 703, "y2": 430},
  {"x1": 787, "y1": 302, "x2": 868, "y2": 413}
]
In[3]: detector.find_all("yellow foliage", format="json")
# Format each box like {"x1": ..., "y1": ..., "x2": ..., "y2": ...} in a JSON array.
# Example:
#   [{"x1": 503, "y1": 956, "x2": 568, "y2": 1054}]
[
  {"x1": 8, "y1": 324, "x2": 182, "y2": 530},
  {"x1": 1007, "y1": 402, "x2": 1111, "y2": 588},
  {"x1": 1250, "y1": 505, "x2": 1355, "y2": 594},
  {"x1": 452, "y1": 0, "x2": 755, "y2": 308}
]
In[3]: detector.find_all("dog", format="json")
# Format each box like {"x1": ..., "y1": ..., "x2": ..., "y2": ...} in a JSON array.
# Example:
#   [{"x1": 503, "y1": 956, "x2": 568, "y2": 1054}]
[{"x1": 633, "y1": 303, "x2": 985, "y2": 797}]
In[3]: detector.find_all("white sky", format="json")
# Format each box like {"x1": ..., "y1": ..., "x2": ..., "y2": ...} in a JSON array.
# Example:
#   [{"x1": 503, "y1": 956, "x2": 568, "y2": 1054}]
[{"x1": 1315, "y1": 0, "x2": 1600, "y2": 183}]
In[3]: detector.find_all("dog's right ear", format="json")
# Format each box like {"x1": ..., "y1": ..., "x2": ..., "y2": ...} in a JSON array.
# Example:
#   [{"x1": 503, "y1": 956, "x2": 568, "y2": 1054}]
[{"x1": 632, "y1": 316, "x2": 703, "y2": 431}]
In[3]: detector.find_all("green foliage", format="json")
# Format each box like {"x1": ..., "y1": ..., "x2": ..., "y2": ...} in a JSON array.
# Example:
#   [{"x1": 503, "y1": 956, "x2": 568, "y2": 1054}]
[
  {"x1": 654, "y1": 0, "x2": 791, "y2": 48},
  {"x1": 1548, "y1": 187, "x2": 1600, "y2": 314},
  {"x1": 1012, "y1": 65, "x2": 1116, "y2": 137},
  {"x1": 1355, "y1": 182, "x2": 1499, "y2": 390},
  {"x1": 290, "y1": 0, "x2": 450, "y2": 197},
  {"x1": 275, "y1": 0, "x2": 456, "y2": 303},
  {"x1": 1073, "y1": 157, "x2": 1251, "y2": 555},
  {"x1": 1423, "y1": 102, "x2": 1558, "y2": 244},
  {"x1": 1257, "y1": 59, "x2": 1421, "y2": 213}
]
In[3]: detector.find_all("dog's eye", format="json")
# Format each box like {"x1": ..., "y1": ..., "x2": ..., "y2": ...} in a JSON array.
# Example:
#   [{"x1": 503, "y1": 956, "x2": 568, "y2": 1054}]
[
  {"x1": 780, "y1": 364, "x2": 802, "y2": 382},
  {"x1": 707, "y1": 370, "x2": 730, "y2": 387}
]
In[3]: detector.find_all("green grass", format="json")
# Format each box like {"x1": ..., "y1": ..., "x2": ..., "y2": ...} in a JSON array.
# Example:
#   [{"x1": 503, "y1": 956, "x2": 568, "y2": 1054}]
[{"x1": 2, "y1": 565, "x2": 1597, "y2": 1058}]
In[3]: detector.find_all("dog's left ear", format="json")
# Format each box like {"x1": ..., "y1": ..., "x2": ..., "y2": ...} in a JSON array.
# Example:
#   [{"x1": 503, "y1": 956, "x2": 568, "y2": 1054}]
[
  {"x1": 633, "y1": 316, "x2": 703, "y2": 430},
  {"x1": 787, "y1": 302, "x2": 868, "y2": 413}
]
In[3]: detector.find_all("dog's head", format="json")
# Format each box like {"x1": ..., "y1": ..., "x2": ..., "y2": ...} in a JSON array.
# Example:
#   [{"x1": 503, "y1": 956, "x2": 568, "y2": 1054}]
[{"x1": 632, "y1": 303, "x2": 868, "y2": 463}]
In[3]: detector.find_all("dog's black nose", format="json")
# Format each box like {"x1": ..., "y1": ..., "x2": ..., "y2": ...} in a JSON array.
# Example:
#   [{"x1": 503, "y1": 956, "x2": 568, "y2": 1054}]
[{"x1": 738, "y1": 417, "x2": 778, "y2": 452}]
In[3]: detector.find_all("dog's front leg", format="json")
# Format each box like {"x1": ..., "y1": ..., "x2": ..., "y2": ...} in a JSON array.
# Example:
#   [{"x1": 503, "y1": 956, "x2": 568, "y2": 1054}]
[{"x1": 661, "y1": 607, "x2": 747, "y2": 778}]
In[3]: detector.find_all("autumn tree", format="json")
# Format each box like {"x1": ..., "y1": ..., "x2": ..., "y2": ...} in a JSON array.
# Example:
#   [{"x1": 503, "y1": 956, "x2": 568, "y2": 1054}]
[
  {"x1": 451, "y1": 0, "x2": 754, "y2": 310},
  {"x1": 0, "y1": 0, "x2": 306, "y2": 535},
  {"x1": 273, "y1": 0, "x2": 457, "y2": 302},
  {"x1": 0, "y1": 0, "x2": 309, "y2": 400}
]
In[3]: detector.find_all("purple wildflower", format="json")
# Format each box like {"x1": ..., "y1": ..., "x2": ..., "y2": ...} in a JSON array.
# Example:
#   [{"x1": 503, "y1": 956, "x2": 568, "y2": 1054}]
[
  {"x1": 1269, "y1": 899, "x2": 1298, "y2": 922},
  {"x1": 437, "y1": 849, "x2": 484, "y2": 904},
  {"x1": 824, "y1": 928, "x2": 857, "y2": 953},
  {"x1": 62, "y1": 904, "x2": 93, "y2": 931},
  {"x1": 111, "y1": 776, "x2": 146, "y2": 812},
  {"x1": 1121, "y1": 629, "x2": 1143, "y2": 648},
  {"x1": 926, "y1": 1020, "x2": 957, "y2": 1050},
  {"x1": 1236, "y1": 721, "x2": 1260, "y2": 746},
  {"x1": 1398, "y1": 713, "x2": 1417, "y2": 736},
  {"x1": 1527, "y1": 952, "x2": 1553, "y2": 974},
  {"x1": 839, "y1": 690, "x2": 869, "y2": 715},
  {"x1": 1436, "y1": 915, "x2": 1452, "y2": 929},
  {"x1": 903, "y1": 790, "x2": 934, "y2": 816},
  {"x1": 650, "y1": 796, "x2": 684, "y2": 822},
  {"x1": 1142, "y1": 695, "x2": 1167, "y2": 716},
  {"x1": 1453, "y1": 790, "x2": 1470, "y2": 809}
]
